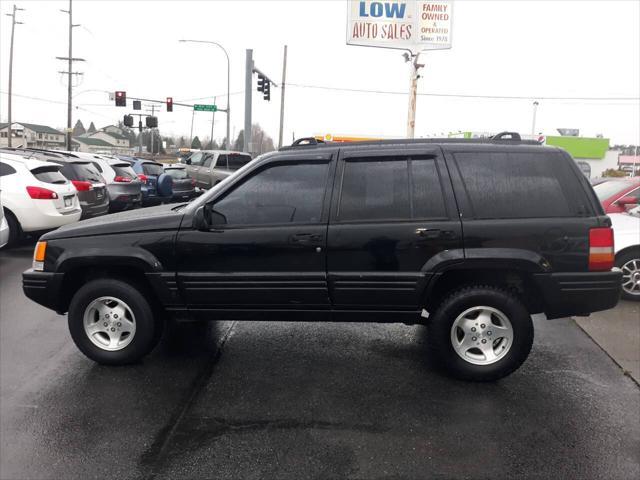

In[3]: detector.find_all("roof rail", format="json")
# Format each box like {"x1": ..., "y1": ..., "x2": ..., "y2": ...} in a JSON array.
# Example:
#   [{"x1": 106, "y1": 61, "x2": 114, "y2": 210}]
[
  {"x1": 290, "y1": 137, "x2": 324, "y2": 147},
  {"x1": 491, "y1": 131, "x2": 521, "y2": 141}
]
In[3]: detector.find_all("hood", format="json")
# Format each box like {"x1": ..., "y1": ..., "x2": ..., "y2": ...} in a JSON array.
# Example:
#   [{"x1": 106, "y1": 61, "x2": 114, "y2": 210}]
[{"x1": 43, "y1": 204, "x2": 184, "y2": 240}]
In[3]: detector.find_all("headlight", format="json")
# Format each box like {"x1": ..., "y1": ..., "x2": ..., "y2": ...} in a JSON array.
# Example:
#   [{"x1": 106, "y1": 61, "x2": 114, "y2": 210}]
[{"x1": 32, "y1": 241, "x2": 47, "y2": 271}]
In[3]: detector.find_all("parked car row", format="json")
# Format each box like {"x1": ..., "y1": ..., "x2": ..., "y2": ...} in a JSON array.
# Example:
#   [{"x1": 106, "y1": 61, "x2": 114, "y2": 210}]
[{"x1": 0, "y1": 148, "x2": 199, "y2": 248}]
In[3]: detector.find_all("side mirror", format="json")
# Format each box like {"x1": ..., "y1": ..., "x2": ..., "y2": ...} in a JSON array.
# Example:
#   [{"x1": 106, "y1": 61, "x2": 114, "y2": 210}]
[
  {"x1": 186, "y1": 158, "x2": 192, "y2": 165},
  {"x1": 193, "y1": 205, "x2": 210, "y2": 231},
  {"x1": 617, "y1": 196, "x2": 638, "y2": 208}
]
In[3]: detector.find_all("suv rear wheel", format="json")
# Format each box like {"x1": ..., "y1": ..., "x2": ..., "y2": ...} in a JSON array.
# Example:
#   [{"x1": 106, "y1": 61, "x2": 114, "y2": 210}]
[
  {"x1": 68, "y1": 278, "x2": 162, "y2": 365},
  {"x1": 617, "y1": 249, "x2": 640, "y2": 301},
  {"x1": 428, "y1": 286, "x2": 534, "y2": 381}
]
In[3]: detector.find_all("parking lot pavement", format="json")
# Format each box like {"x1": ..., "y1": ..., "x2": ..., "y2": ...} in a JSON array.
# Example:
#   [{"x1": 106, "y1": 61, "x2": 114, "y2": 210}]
[
  {"x1": 575, "y1": 301, "x2": 640, "y2": 384},
  {"x1": 1, "y1": 244, "x2": 639, "y2": 480}
]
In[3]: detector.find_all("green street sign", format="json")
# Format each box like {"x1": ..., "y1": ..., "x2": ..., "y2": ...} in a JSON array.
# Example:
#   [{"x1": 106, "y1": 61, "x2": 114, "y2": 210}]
[{"x1": 194, "y1": 104, "x2": 217, "y2": 112}]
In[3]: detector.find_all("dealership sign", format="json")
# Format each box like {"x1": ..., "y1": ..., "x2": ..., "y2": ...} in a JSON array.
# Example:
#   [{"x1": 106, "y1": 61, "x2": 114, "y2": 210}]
[{"x1": 347, "y1": 0, "x2": 452, "y2": 51}]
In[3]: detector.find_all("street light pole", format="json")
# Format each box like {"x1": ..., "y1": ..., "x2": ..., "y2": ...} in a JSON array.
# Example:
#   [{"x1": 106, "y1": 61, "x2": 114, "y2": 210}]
[
  {"x1": 531, "y1": 101, "x2": 539, "y2": 136},
  {"x1": 179, "y1": 39, "x2": 230, "y2": 149},
  {"x1": 6, "y1": 4, "x2": 25, "y2": 148}
]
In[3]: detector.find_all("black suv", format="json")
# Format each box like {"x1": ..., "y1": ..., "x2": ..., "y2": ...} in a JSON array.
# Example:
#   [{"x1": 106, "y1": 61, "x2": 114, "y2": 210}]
[{"x1": 23, "y1": 134, "x2": 621, "y2": 381}]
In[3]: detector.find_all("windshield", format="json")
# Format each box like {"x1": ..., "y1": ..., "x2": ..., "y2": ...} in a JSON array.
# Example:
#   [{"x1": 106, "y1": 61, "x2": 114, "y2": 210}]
[
  {"x1": 142, "y1": 163, "x2": 164, "y2": 176},
  {"x1": 165, "y1": 168, "x2": 188, "y2": 179},
  {"x1": 593, "y1": 181, "x2": 632, "y2": 201}
]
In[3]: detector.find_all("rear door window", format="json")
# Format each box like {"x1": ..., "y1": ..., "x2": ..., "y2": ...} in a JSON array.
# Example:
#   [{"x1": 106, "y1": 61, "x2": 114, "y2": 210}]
[
  {"x1": 338, "y1": 156, "x2": 446, "y2": 221},
  {"x1": 453, "y1": 151, "x2": 587, "y2": 219},
  {"x1": 30, "y1": 166, "x2": 68, "y2": 184},
  {"x1": 0, "y1": 162, "x2": 16, "y2": 176},
  {"x1": 203, "y1": 154, "x2": 215, "y2": 168}
]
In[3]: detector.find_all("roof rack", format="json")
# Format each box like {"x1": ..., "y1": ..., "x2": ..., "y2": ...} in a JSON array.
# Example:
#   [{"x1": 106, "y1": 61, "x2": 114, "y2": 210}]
[{"x1": 281, "y1": 131, "x2": 540, "y2": 150}]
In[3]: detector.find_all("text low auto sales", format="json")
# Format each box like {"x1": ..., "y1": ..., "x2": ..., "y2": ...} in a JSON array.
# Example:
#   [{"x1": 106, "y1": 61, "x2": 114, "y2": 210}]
[{"x1": 347, "y1": 1, "x2": 452, "y2": 50}]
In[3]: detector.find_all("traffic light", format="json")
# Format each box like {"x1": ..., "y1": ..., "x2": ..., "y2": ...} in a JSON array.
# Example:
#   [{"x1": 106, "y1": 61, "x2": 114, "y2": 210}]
[
  {"x1": 146, "y1": 116, "x2": 158, "y2": 128},
  {"x1": 123, "y1": 115, "x2": 134, "y2": 127},
  {"x1": 166, "y1": 97, "x2": 173, "y2": 112},
  {"x1": 133, "y1": 100, "x2": 141, "y2": 110},
  {"x1": 257, "y1": 74, "x2": 265, "y2": 93},
  {"x1": 263, "y1": 81, "x2": 271, "y2": 101},
  {"x1": 115, "y1": 91, "x2": 126, "y2": 107}
]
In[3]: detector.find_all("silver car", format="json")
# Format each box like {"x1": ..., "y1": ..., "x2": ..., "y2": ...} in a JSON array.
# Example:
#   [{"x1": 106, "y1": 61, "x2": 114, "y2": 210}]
[{"x1": 185, "y1": 150, "x2": 252, "y2": 189}]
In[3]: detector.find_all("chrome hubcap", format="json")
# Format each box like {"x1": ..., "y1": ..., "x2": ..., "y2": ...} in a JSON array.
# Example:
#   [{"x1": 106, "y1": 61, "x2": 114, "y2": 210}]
[
  {"x1": 621, "y1": 259, "x2": 640, "y2": 296},
  {"x1": 450, "y1": 306, "x2": 513, "y2": 365},
  {"x1": 83, "y1": 296, "x2": 136, "y2": 351}
]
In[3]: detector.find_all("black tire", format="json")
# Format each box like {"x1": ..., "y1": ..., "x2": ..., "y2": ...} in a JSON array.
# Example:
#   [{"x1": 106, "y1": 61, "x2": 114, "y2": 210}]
[
  {"x1": 616, "y1": 249, "x2": 640, "y2": 301},
  {"x1": 427, "y1": 286, "x2": 534, "y2": 381},
  {"x1": 3, "y1": 208, "x2": 21, "y2": 247},
  {"x1": 68, "y1": 278, "x2": 162, "y2": 365}
]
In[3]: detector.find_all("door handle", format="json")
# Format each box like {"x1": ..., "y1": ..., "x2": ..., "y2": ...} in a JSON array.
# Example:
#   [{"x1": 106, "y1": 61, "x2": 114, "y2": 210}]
[
  {"x1": 291, "y1": 233, "x2": 323, "y2": 244},
  {"x1": 415, "y1": 228, "x2": 455, "y2": 239}
]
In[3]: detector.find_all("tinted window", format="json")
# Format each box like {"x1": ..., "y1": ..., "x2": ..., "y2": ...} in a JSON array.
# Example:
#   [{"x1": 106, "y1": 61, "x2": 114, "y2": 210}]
[
  {"x1": 338, "y1": 157, "x2": 446, "y2": 221},
  {"x1": 454, "y1": 151, "x2": 582, "y2": 219},
  {"x1": 30, "y1": 166, "x2": 68, "y2": 184},
  {"x1": 214, "y1": 162, "x2": 329, "y2": 225},
  {"x1": 112, "y1": 164, "x2": 136, "y2": 179},
  {"x1": 142, "y1": 163, "x2": 164, "y2": 176},
  {"x1": 227, "y1": 153, "x2": 252, "y2": 171},
  {"x1": 0, "y1": 162, "x2": 16, "y2": 176},
  {"x1": 165, "y1": 168, "x2": 188, "y2": 179},
  {"x1": 217, "y1": 154, "x2": 228, "y2": 169},
  {"x1": 68, "y1": 162, "x2": 103, "y2": 183}
]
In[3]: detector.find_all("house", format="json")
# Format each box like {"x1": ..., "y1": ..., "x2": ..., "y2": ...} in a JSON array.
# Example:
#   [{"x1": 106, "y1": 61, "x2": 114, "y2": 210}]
[
  {"x1": 81, "y1": 125, "x2": 131, "y2": 152},
  {"x1": 73, "y1": 137, "x2": 117, "y2": 154},
  {"x1": 0, "y1": 122, "x2": 66, "y2": 149}
]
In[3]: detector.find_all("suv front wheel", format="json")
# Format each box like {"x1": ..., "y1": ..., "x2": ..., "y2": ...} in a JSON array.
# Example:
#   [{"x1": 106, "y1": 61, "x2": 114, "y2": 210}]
[
  {"x1": 68, "y1": 278, "x2": 162, "y2": 365},
  {"x1": 428, "y1": 286, "x2": 534, "y2": 381}
]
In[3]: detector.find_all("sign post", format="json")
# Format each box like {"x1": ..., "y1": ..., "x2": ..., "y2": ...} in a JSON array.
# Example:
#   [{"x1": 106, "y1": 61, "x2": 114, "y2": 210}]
[{"x1": 347, "y1": 1, "x2": 453, "y2": 138}]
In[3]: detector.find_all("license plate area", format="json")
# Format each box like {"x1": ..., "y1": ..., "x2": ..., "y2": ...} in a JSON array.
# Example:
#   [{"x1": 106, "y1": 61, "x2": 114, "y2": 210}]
[{"x1": 64, "y1": 195, "x2": 73, "y2": 207}]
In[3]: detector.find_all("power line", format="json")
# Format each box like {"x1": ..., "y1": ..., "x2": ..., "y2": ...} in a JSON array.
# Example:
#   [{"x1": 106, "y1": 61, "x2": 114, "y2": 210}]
[{"x1": 287, "y1": 82, "x2": 640, "y2": 102}]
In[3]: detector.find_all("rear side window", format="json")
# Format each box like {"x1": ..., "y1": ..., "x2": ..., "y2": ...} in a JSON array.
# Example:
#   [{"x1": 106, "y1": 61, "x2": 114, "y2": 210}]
[
  {"x1": 227, "y1": 153, "x2": 251, "y2": 171},
  {"x1": 453, "y1": 151, "x2": 588, "y2": 219},
  {"x1": 338, "y1": 157, "x2": 446, "y2": 221},
  {"x1": 90, "y1": 161, "x2": 103, "y2": 173},
  {"x1": 142, "y1": 163, "x2": 164, "y2": 176},
  {"x1": 30, "y1": 166, "x2": 68, "y2": 184},
  {"x1": 0, "y1": 162, "x2": 16, "y2": 176}
]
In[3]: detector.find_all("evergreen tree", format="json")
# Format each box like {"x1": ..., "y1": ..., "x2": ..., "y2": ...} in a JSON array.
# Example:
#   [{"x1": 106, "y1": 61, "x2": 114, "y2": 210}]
[
  {"x1": 191, "y1": 136, "x2": 202, "y2": 149},
  {"x1": 72, "y1": 120, "x2": 86, "y2": 137},
  {"x1": 87, "y1": 122, "x2": 97, "y2": 134}
]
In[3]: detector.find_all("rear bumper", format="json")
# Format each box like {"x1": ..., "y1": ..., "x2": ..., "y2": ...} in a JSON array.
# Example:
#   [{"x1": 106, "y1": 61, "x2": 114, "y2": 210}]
[
  {"x1": 534, "y1": 270, "x2": 622, "y2": 319},
  {"x1": 23, "y1": 269, "x2": 65, "y2": 313},
  {"x1": 80, "y1": 199, "x2": 110, "y2": 220}
]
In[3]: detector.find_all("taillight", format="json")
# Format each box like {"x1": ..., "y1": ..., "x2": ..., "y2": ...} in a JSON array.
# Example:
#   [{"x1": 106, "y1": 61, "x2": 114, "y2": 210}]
[
  {"x1": 138, "y1": 174, "x2": 148, "y2": 184},
  {"x1": 26, "y1": 186, "x2": 58, "y2": 200},
  {"x1": 589, "y1": 227, "x2": 615, "y2": 271},
  {"x1": 191, "y1": 178, "x2": 196, "y2": 187},
  {"x1": 71, "y1": 180, "x2": 93, "y2": 192},
  {"x1": 114, "y1": 176, "x2": 132, "y2": 183}
]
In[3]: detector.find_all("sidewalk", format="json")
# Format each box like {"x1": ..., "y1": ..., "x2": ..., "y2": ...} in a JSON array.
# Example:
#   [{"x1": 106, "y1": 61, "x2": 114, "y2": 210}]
[{"x1": 575, "y1": 300, "x2": 640, "y2": 384}]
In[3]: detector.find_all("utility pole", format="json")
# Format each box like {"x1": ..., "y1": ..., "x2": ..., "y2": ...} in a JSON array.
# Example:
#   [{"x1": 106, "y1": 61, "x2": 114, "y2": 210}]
[
  {"x1": 405, "y1": 51, "x2": 423, "y2": 138},
  {"x1": 278, "y1": 45, "x2": 288, "y2": 149},
  {"x1": 145, "y1": 104, "x2": 157, "y2": 155},
  {"x1": 190, "y1": 109, "x2": 195, "y2": 148},
  {"x1": 531, "y1": 101, "x2": 539, "y2": 136},
  {"x1": 244, "y1": 49, "x2": 253, "y2": 154},
  {"x1": 57, "y1": 0, "x2": 84, "y2": 150},
  {"x1": 6, "y1": 4, "x2": 25, "y2": 147},
  {"x1": 210, "y1": 95, "x2": 216, "y2": 148}
]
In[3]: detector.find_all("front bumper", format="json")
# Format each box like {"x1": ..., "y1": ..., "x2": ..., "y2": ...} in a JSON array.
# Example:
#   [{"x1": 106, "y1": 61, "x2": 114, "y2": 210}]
[
  {"x1": 534, "y1": 270, "x2": 622, "y2": 319},
  {"x1": 23, "y1": 269, "x2": 65, "y2": 313}
]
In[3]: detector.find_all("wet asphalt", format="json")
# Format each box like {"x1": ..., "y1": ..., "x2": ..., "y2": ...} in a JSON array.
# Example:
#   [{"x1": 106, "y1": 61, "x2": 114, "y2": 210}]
[{"x1": 1, "y1": 241, "x2": 639, "y2": 480}]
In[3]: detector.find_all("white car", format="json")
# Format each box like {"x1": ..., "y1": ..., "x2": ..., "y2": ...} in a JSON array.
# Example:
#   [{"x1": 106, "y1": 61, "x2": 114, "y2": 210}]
[
  {"x1": 609, "y1": 212, "x2": 640, "y2": 301},
  {"x1": 0, "y1": 197, "x2": 9, "y2": 248},
  {"x1": 0, "y1": 153, "x2": 82, "y2": 246}
]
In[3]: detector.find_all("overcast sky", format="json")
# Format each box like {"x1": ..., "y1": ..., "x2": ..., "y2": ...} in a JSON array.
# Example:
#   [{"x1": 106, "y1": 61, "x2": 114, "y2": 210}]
[{"x1": 0, "y1": 0, "x2": 638, "y2": 146}]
